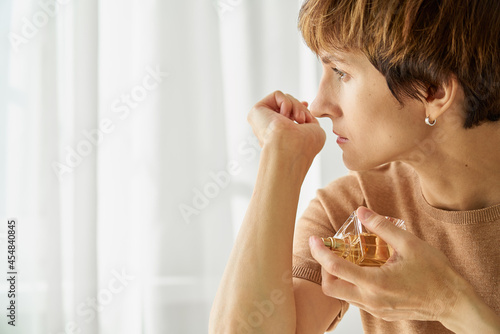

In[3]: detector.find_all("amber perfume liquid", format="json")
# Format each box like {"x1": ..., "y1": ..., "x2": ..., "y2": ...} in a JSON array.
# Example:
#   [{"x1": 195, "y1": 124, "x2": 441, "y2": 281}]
[
  {"x1": 321, "y1": 210, "x2": 406, "y2": 267},
  {"x1": 322, "y1": 234, "x2": 393, "y2": 267}
]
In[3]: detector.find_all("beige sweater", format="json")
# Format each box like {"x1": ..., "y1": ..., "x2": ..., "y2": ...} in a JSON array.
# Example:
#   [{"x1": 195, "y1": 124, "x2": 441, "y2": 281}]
[{"x1": 292, "y1": 161, "x2": 500, "y2": 333}]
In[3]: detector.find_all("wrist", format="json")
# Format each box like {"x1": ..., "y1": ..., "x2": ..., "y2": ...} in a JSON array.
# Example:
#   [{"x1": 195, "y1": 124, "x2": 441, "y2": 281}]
[
  {"x1": 439, "y1": 284, "x2": 473, "y2": 332},
  {"x1": 260, "y1": 145, "x2": 314, "y2": 183},
  {"x1": 440, "y1": 283, "x2": 500, "y2": 333}
]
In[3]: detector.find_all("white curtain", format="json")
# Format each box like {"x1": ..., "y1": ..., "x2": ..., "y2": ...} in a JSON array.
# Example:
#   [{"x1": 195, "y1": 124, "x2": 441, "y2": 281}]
[{"x1": 1, "y1": 0, "x2": 361, "y2": 333}]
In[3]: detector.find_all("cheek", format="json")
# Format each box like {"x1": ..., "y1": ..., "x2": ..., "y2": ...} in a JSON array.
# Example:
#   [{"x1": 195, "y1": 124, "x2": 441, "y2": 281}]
[
  {"x1": 353, "y1": 85, "x2": 421, "y2": 138},
  {"x1": 346, "y1": 96, "x2": 396, "y2": 143},
  {"x1": 341, "y1": 128, "x2": 405, "y2": 171},
  {"x1": 343, "y1": 100, "x2": 425, "y2": 168}
]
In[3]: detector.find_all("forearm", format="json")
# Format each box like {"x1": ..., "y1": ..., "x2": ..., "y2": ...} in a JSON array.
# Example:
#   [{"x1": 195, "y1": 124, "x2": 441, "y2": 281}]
[
  {"x1": 209, "y1": 146, "x2": 313, "y2": 333},
  {"x1": 441, "y1": 284, "x2": 500, "y2": 334}
]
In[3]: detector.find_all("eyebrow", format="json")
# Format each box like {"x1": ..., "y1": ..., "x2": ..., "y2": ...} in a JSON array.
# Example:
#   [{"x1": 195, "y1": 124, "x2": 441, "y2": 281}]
[{"x1": 320, "y1": 54, "x2": 350, "y2": 66}]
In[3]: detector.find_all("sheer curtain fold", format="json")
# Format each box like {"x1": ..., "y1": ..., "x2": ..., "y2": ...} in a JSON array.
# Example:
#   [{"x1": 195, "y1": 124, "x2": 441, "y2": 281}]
[{"x1": 3, "y1": 1, "x2": 356, "y2": 333}]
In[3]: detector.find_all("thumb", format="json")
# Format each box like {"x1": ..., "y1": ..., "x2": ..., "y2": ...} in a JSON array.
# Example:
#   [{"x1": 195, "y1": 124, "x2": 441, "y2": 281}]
[{"x1": 356, "y1": 206, "x2": 407, "y2": 251}]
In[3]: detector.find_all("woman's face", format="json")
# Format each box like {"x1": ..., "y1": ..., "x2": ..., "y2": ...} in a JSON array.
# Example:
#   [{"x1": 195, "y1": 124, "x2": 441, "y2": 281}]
[{"x1": 310, "y1": 50, "x2": 432, "y2": 171}]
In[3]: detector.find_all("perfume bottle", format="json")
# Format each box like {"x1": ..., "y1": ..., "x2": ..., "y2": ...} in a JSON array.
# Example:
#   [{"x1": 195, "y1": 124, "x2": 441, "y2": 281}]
[{"x1": 321, "y1": 211, "x2": 406, "y2": 267}]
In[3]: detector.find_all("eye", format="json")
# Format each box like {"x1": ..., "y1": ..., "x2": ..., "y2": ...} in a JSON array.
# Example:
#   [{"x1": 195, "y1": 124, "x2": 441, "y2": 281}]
[{"x1": 332, "y1": 67, "x2": 347, "y2": 81}]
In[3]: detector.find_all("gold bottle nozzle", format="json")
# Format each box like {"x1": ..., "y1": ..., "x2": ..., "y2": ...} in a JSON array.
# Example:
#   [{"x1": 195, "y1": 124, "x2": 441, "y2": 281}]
[{"x1": 321, "y1": 236, "x2": 344, "y2": 250}]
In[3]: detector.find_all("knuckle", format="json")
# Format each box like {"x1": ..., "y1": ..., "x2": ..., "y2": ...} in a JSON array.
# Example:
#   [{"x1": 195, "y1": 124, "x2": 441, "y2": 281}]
[
  {"x1": 274, "y1": 90, "x2": 283, "y2": 97},
  {"x1": 321, "y1": 283, "x2": 333, "y2": 297},
  {"x1": 269, "y1": 119, "x2": 287, "y2": 132},
  {"x1": 324, "y1": 259, "x2": 340, "y2": 275},
  {"x1": 321, "y1": 272, "x2": 335, "y2": 287},
  {"x1": 320, "y1": 277, "x2": 336, "y2": 297},
  {"x1": 370, "y1": 216, "x2": 388, "y2": 231}
]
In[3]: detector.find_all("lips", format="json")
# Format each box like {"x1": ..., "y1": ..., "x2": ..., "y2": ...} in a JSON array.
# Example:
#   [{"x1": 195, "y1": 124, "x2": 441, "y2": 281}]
[
  {"x1": 332, "y1": 129, "x2": 348, "y2": 140},
  {"x1": 333, "y1": 128, "x2": 349, "y2": 145}
]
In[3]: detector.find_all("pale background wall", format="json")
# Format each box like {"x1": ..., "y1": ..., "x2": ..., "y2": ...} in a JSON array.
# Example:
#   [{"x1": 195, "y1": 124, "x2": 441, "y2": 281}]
[{"x1": 0, "y1": 0, "x2": 363, "y2": 333}]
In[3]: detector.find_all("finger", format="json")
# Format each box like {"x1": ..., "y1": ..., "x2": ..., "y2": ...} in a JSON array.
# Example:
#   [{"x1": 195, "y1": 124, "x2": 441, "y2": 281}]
[
  {"x1": 256, "y1": 90, "x2": 293, "y2": 117},
  {"x1": 255, "y1": 90, "x2": 281, "y2": 112},
  {"x1": 283, "y1": 94, "x2": 318, "y2": 125},
  {"x1": 309, "y1": 236, "x2": 367, "y2": 285},
  {"x1": 289, "y1": 94, "x2": 317, "y2": 125},
  {"x1": 286, "y1": 94, "x2": 306, "y2": 123},
  {"x1": 301, "y1": 104, "x2": 317, "y2": 124},
  {"x1": 298, "y1": 100, "x2": 314, "y2": 123},
  {"x1": 292, "y1": 108, "x2": 304, "y2": 124},
  {"x1": 278, "y1": 92, "x2": 294, "y2": 118},
  {"x1": 321, "y1": 269, "x2": 364, "y2": 303},
  {"x1": 301, "y1": 103, "x2": 310, "y2": 122},
  {"x1": 259, "y1": 92, "x2": 317, "y2": 124},
  {"x1": 356, "y1": 206, "x2": 409, "y2": 252},
  {"x1": 304, "y1": 110, "x2": 313, "y2": 123}
]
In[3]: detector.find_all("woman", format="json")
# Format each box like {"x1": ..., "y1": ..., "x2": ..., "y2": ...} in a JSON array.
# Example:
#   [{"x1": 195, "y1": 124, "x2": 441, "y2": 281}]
[{"x1": 210, "y1": 0, "x2": 500, "y2": 333}]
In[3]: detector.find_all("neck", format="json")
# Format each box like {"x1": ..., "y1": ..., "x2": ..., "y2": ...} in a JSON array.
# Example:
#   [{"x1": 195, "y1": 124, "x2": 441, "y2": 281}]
[{"x1": 406, "y1": 119, "x2": 500, "y2": 211}]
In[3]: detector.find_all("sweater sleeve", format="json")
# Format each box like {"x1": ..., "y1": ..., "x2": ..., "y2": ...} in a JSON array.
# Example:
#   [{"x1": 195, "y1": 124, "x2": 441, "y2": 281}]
[{"x1": 292, "y1": 172, "x2": 365, "y2": 331}]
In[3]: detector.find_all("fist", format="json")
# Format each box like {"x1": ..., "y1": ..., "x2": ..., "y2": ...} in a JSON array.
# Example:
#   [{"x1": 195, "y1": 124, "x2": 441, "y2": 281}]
[{"x1": 247, "y1": 91, "x2": 326, "y2": 160}]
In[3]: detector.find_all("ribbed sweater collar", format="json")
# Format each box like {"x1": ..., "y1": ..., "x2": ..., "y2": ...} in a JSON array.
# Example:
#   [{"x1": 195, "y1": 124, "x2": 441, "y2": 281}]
[{"x1": 411, "y1": 167, "x2": 500, "y2": 224}]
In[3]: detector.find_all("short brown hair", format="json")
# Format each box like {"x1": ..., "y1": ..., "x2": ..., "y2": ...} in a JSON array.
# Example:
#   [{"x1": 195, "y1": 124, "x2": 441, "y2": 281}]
[{"x1": 298, "y1": 0, "x2": 500, "y2": 128}]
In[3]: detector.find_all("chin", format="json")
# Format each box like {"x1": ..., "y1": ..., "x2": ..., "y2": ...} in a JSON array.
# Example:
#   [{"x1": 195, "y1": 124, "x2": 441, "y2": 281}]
[{"x1": 342, "y1": 153, "x2": 389, "y2": 172}]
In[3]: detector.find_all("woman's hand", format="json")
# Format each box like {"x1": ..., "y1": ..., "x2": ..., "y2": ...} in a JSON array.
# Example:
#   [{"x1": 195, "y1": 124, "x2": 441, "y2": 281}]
[
  {"x1": 309, "y1": 206, "x2": 475, "y2": 325},
  {"x1": 248, "y1": 91, "x2": 326, "y2": 161}
]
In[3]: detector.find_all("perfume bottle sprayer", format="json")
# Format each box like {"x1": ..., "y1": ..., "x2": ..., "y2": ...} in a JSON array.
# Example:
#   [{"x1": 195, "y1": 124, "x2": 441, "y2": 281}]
[{"x1": 321, "y1": 211, "x2": 406, "y2": 267}]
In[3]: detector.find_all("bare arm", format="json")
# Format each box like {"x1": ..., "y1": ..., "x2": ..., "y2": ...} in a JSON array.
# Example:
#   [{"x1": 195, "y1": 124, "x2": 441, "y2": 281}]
[
  {"x1": 209, "y1": 146, "x2": 308, "y2": 333},
  {"x1": 294, "y1": 278, "x2": 345, "y2": 333},
  {"x1": 209, "y1": 91, "x2": 341, "y2": 333}
]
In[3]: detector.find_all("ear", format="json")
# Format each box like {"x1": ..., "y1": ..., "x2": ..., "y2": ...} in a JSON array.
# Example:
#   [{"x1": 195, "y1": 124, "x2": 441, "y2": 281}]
[{"x1": 424, "y1": 75, "x2": 460, "y2": 122}]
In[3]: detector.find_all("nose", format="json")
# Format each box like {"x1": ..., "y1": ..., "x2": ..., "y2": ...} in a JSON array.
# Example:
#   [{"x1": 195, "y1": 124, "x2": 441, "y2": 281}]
[{"x1": 309, "y1": 71, "x2": 342, "y2": 119}]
